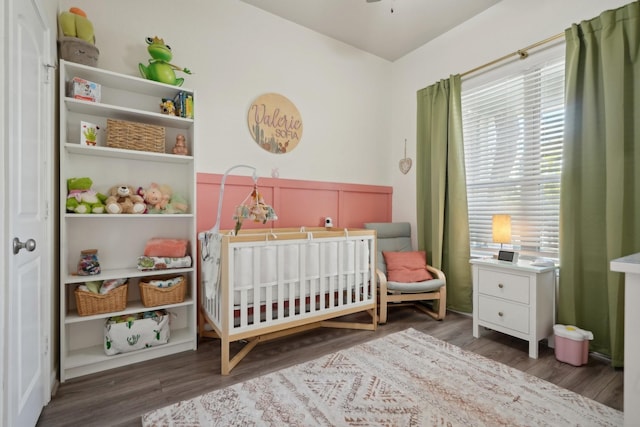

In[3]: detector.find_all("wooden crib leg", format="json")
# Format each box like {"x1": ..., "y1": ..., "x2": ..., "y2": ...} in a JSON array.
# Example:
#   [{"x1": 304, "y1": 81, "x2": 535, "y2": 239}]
[{"x1": 221, "y1": 336, "x2": 230, "y2": 375}]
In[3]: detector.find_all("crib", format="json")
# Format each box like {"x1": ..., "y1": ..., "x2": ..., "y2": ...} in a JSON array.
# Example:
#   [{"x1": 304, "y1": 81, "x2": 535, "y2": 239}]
[{"x1": 199, "y1": 227, "x2": 377, "y2": 374}]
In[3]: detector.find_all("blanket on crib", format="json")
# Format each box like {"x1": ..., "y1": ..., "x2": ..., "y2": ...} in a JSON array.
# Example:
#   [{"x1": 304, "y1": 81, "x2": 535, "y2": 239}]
[{"x1": 201, "y1": 232, "x2": 223, "y2": 296}]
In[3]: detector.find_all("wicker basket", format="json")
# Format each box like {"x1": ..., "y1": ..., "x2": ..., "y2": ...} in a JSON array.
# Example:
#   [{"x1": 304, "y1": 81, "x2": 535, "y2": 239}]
[
  {"x1": 75, "y1": 283, "x2": 128, "y2": 316},
  {"x1": 106, "y1": 119, "x2": 165, "y2": 153},
  {"x1": 139, "y1": 275, "x2": 186, "y2": 307}
]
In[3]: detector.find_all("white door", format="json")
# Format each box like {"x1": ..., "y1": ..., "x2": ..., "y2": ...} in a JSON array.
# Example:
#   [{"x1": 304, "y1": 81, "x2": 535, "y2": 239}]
[{"x1": 5, "y1": 0, "x2": 53, "y2": 425}]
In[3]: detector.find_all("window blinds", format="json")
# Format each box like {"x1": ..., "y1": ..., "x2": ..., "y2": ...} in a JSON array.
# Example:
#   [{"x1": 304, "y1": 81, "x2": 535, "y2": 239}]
[{"x1": 461, "y1": 58, "x2": 564, "y2": 257}]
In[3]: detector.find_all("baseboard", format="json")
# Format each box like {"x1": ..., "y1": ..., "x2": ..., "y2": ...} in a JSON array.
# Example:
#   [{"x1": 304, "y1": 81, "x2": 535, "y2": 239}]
[{"x1": 49, "y1": 370, "x2": 59, "y2": 398}]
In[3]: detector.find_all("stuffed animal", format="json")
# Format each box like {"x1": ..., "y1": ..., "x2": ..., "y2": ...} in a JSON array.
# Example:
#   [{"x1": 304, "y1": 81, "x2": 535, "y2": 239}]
[
  {"x1": 138, "y1": 183, "x2": 172, "y2": 213},
  {"x1": 58, "y1": 7, "x2": 95, "y2": 44},
  {"x1": 66, "y1": 177, "x2": 106, "y2": 214},
  {"x1": 165, "y1": 193, "x2": 189, "y2": 214},
  {"x1": 138, "y1": 36, "x2": 192, "y2": 86},
  {"x1": 160, "y1": 99, "x2": 176, "y2": 116},
  {"x1": 105, "y1": 185, "x2": 145, "y2": 214},
  {"x1": 138, "y1": 183, "x2": 189, "y2": 214}
]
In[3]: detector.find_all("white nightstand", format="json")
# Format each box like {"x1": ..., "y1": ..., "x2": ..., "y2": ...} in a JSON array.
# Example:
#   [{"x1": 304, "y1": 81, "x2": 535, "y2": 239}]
[{"x1": 471, "y1": 258, "x2": 556, "y2": 358}]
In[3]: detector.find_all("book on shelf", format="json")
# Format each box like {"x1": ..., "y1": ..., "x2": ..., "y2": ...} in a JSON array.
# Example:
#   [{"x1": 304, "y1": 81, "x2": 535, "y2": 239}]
[
  {"x1": 172, "y1": 91, "x2": 194, "y2": 119},
  {"x1": 185, "y1": 94, "x2": 194, "y2": 119}
]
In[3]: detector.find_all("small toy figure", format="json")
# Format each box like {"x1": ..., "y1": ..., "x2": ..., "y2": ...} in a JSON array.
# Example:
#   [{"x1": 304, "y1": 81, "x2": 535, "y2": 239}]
[
  {"x1": 139, "y1": 36, "x2": 192, "y2": 87},
  {"x1": 59, "y1": 7, "x2": 95, "y2": 44},
  {"x1": 172, "y1": 134, "x2": 188, "y2": 155},
  {"x1": 160, "y1": 98, "x2": 176, "y2": 116}
]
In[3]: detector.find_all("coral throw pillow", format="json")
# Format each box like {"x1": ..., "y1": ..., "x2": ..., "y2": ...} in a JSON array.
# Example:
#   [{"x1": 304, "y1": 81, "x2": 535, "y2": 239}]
[{"x1": 382, "y1": 251, "x2": 433, "y2": 283}]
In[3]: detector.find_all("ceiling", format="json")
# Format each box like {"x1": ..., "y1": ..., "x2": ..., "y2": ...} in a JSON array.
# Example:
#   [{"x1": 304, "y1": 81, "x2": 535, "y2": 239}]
[{"x1": 239, "y1": 0, "x2": 501, "y2": 61}]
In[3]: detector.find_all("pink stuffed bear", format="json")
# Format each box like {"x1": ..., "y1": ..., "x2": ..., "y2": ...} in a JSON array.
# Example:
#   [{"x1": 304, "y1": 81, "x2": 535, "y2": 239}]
[{"x1": 139, "y1": 183, "x2": 172, "y2": 213}]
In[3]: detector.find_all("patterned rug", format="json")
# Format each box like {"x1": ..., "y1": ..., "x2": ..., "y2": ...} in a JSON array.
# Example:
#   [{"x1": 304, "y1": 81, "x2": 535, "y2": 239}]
[{"x1": 142, "y1": 328, "x2": 622, "y2": 426}]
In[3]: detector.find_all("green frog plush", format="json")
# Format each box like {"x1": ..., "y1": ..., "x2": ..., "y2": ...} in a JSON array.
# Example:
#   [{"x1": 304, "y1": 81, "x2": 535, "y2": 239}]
[{"x1": 138, "y1": 36, "x2": 192, "y2": 86}]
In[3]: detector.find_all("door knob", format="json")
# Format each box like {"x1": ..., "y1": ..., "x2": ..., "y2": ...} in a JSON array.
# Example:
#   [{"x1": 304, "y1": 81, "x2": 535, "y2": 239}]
[{"x1": 13, "y1": 237, "x2": 36, "y2": 254}]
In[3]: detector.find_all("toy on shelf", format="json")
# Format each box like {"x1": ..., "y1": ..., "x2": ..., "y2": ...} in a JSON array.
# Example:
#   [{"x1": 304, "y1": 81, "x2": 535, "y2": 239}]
[
  {"x1": 58, "y1": 7, "x2": 99, "y2": 66},
  {"x1": 69, "y1": 78, "x2": 101, "y2": 102},
  {"x1": 139, "y1": 183, "x2": 189, "y2": 214},
  {"x1": 160, "y1": 98, "x2": 176, "y2": 116},
  {"x1": 138, "y1": 36, "x2": 192, "y2": 86},
  {"x1": 165, "y1": 193, "x2": 189, "y2": 214},
  {"x1": 66, "y1": 177, "x2": 106, "y2": 214},
  {"x1": 139, "y1": 183, "x2": 171, "y2": 212},
  {"x1": 172, "y1": 134, "x2": 188, "y2": 155},
  {"x1": 59, "y1": 7, "x2": 95, "y2": 43},
  {"x1": 105, "y1": 185, "x2": 146, "y2": 214}
]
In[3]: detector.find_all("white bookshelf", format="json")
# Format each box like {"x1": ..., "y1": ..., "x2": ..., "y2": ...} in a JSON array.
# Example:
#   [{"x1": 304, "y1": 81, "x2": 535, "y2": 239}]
[{"x1": 59, "y1": 60, "x2": 197, "y2": 382}]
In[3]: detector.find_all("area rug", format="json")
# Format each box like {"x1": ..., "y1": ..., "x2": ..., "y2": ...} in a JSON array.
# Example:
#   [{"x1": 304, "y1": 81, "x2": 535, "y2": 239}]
[{"x1": 142, "y1": 328, "x2": 622, "y2": 426}]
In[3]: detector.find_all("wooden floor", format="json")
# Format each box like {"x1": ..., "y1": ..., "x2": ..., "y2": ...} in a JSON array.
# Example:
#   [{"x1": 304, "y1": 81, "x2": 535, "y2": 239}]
[{"x1": 37, "y1": 308, "x2": 623, "y2": 426}]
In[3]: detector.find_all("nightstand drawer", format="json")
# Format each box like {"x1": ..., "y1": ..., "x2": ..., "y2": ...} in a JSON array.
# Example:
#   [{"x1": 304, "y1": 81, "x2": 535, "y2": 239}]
[
  {"x1": 478, "y1": 295, "x2": 529, "y2": 334},
  {"x1": 478, "y1": 269, "x2": 530, "y2": 304}
]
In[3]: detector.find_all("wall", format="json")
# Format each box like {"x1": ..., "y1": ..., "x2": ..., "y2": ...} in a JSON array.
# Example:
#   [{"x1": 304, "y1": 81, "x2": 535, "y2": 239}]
[
  {"x1": 196, "y1": 174, "x2": 392, "y2": 234},
  {"x1": 58, "y1": 0, "x2": 393, "y2": 187},
  {"x1": 389, "y1": 0, "x2": 633, "y2": 239},
  {"x1": 58, "y1": 0, "x2": 632, "y2": 237}
]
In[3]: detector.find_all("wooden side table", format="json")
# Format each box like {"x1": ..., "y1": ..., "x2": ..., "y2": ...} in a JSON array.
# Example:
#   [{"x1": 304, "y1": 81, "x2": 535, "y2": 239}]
[{"x1": 471, "y1": 258, "x2": 556, "y2": 358}]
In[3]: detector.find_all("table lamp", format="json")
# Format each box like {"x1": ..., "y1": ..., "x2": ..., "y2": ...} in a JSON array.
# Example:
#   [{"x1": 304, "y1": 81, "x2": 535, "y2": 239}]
[{"x1": 492, "y1": 214, "x2": 518, "y2": 263}]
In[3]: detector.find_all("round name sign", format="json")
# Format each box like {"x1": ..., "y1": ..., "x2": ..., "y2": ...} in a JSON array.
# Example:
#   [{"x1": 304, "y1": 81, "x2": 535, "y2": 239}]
[{"x1": 247, "y1": 93, "x2": 303, "y2": 154}]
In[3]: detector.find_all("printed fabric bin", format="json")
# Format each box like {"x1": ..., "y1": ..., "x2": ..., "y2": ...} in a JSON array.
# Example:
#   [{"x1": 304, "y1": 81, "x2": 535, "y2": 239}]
[
  {"x1": 553, "y1": 324, "x2": 594, "y2": 366},
  {"x1": 104, "y1": 310, "x2": 170, "y2": 355}
]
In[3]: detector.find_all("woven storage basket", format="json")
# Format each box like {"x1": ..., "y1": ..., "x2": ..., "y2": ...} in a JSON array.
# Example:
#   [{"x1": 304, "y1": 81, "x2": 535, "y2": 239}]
[
  {"x1": 75, "y1": 283, "x2": 128, "y2": 316},
  {"x1": 106, "y1": 119, "x2": 165, "y2": 153},
  {"x1": 139, "y1": 275, "x2": 186, "y2": 307}
]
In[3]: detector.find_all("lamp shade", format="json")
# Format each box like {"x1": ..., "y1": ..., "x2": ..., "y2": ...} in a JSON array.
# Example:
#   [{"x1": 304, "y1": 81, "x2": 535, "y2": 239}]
[{"x1": 492, "y1": 214, "x2": 512, "y2": 244}]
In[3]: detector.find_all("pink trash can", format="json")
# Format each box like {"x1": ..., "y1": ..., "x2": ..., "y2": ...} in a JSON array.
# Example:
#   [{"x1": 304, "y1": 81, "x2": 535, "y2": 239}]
[{"x1": 553, "y1": 324, "x2": 594, "y2": 366}]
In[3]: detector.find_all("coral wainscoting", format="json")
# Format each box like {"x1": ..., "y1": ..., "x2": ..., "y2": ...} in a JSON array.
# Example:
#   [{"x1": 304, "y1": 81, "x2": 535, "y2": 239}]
[{"x1": 196, "y1": 173, "x2": 392, "y2": 235}]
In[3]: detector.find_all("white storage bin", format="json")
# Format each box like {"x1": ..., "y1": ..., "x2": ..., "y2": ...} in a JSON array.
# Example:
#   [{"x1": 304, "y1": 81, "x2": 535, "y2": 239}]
[{"x1": 104, "y1": 310, "x2": 170, "y2": 355}]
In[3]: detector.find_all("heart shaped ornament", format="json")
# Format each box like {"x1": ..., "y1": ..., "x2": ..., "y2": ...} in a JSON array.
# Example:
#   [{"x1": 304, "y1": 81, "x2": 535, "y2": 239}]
[
  {"x1": 399, "y1": 157, "x2": 412, "y2": 174},
  {"x1": 399, "y1": 139, "x2": 412, "y2": 174}
]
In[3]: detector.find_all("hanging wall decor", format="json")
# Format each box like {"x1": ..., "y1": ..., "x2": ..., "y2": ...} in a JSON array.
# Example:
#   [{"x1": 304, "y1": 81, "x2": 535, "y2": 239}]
[
  {"x1": 399, "y1": 139, "x2": 412, "y2": 174},
  {"x1": 247, "y1": 93, "x2": 303, "y2": 154}
]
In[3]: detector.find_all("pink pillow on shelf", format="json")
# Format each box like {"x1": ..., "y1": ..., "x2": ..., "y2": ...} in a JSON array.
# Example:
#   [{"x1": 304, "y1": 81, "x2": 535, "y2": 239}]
[
  {"x1": 144, "y1": 238, "x2": 188, "y2": 258},
  {"x1": 382, "y1": 251, "x2": 433, "y2": 283}
]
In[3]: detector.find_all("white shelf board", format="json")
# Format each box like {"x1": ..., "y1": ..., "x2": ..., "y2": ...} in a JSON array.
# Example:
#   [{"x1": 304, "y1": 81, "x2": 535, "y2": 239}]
[
  {"x1": 63, "y1": 328, "x2": 196, "y2": 380},
  {"x1": 64, "y1": 143, "x2": 193, "y2": 163},
  {"x1": 62, "y1": 60, "x2": 194, "y2": 97},
  {"x1": 63, "y1": 212, "x2": 193, "y2": 221},
  {"x1": 63, "y1": 266, "x2": 194, "y2": 284},
  {"x1": 65, "y1": 97, "x2": 193, "y2": 129},
  {"x1": 65, "y1": 297, "x2": 195, "y2": 324}
]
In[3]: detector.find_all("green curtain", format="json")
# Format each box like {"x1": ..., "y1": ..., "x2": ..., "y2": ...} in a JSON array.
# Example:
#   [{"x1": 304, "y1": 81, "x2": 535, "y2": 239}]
[
  {"x1": 559, "y1": 1, "x2": 640, "y2": 367},
  {"x1": 416, "y1": 75, "x2": 472, "y2": 313}
]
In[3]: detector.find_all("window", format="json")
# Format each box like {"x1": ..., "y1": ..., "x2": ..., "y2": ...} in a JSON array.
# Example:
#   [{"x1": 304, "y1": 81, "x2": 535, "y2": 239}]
[{"x1": 461, "y1": 57, "x2": 564, "y2": 259}]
